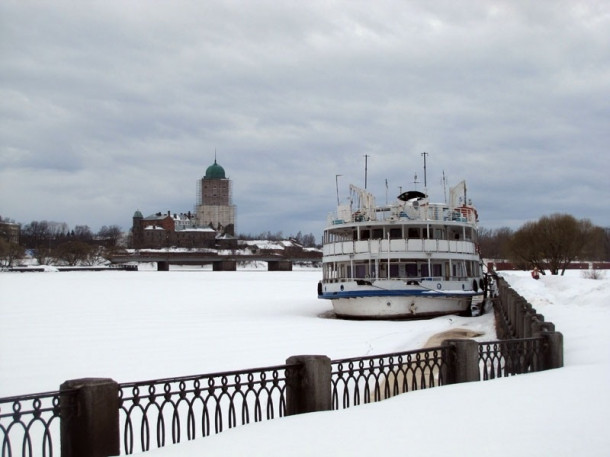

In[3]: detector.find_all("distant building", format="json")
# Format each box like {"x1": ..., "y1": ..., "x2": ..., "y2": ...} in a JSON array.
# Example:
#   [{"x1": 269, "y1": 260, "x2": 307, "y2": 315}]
[
  {"x1": 131, "y1": 210, "x2": 218, "y2": 249},
  {"x1": 195, "y1": 159, "x2": 236, "y2": 236},
  {"x1": 131, "y1": 158, "x2": 237, "y2": 249},
  {"x1": 0, "y1": 221, "x2": 20, "y2": 244}
]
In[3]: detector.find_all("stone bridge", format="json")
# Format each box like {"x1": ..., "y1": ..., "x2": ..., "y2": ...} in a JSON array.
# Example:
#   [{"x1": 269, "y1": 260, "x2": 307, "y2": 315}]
[{"x1": 108, "y1": 251, "x2": 322, "y2": 271}]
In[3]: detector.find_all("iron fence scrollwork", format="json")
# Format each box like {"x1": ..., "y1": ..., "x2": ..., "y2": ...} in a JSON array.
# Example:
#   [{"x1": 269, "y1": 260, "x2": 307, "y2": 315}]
[
  {"x1": 331, "y1": 347, "x2": 448, "y2": 410},
  {"x1": 478, "y1": 337, "x2": 544, "y2": 380},
  {"x1": 118, "y1": 364, "x2": 291, "y2": 454},
  {"x1": 0, "y1": 390, "x2": 76, "y2": 457}
]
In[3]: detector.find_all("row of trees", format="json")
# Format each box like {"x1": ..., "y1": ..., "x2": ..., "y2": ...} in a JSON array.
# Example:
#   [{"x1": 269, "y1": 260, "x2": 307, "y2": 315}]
[
  {"x1": 1, "y1": 216, "x2": 320, "y2": 267},
  {"x1": 0, "y1": 238, "x2": 116, "y2": 267},
  {"x1": 19, "y1": 220, "x2": 123, "y2": 248},
  {"x1": 0, "y1": 217, "x2": 125, "y2": 267},
  {"x1": 479, "y1": 214, "x2": 609, "y2": 275}
]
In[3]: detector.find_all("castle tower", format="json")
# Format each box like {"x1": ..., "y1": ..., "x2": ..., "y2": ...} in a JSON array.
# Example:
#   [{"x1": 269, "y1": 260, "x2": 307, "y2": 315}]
[
  {"x1": 195, "y1": 159, "x2": 236, "y2": 235},
  {"x1": 131, "y1": 210, "x2": 144, "y2": 249}
]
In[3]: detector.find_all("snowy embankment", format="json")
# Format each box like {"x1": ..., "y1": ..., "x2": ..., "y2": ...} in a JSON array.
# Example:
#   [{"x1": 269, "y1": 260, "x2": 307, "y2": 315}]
[
  {"x1": 1, "y1": 270, "x2": 609, "y2": 455},
  {"x1": 137, "y1": 270, "x2": 610, "y2": 457}
]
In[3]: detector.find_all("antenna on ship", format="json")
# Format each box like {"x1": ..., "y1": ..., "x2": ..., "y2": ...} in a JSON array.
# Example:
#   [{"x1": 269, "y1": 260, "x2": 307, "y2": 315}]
[
  {"x1": 335, "y1": 174, "x2": 342, "y2": 205},
  {"x1": 385, "y1": 179, "x2": 388, "y2": 204},
  {"x1": 364, "y1": 154, "x2": 370, "y2": 189},
  {"x1": 413, "y1": 173, "x2": 420, "y2": 190},
  {"x1": 442, "y1": 170, "x2": 447, "y2": 203},
  {"x1": 421, "y1": 151, "x2": 429, "y2": 195}
]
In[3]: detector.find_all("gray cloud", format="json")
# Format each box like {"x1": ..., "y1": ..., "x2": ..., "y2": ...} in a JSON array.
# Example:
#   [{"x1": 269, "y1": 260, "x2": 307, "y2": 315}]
[{"x1": 1, "y1": 1, "x2": 609, "y2": 239}]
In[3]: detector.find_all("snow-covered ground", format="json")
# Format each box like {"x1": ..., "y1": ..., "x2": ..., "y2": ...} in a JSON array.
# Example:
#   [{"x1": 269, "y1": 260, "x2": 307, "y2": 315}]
[{"x1": 1, "y1": 268, "x2": 609, "y2": 455}]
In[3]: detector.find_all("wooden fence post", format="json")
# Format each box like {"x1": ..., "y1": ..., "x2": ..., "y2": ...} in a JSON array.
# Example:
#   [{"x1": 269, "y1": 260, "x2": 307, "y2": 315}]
[{"x1": 60, "y1": 378, "x2": 119, "y2": 457}]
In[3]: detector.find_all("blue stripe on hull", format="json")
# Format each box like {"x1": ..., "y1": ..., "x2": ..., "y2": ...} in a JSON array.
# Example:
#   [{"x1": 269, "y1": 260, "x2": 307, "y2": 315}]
[{"x1": 319, "y1": 290, "x2": 481, "y2": 299}]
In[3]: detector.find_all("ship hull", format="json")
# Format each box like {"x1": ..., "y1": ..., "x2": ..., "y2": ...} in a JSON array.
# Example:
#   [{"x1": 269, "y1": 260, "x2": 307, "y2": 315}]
[{"x1": 319, "y1": 280, "x2": 481, "y2": 319}]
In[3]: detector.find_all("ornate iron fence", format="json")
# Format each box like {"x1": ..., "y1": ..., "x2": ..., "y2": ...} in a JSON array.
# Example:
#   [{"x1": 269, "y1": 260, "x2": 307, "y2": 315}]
[
  {"x1": 118, "y1": 363, "x2": 293, "y2": 454},
  {"x1": 479, "y1": 337, "x2": 544, "y2": 380},
  {"x1": 2, "y1": 336, "x2": 555, "y2": 457},
  {"x1": 331, "y1": 346, "x2": 448, "y2": 410},
  {"x1": 2, "y1": 273, "x2": 562, "y2": 456},
  {"x1": 0, "y1": 390, "x2": 75, "y2": 457}
]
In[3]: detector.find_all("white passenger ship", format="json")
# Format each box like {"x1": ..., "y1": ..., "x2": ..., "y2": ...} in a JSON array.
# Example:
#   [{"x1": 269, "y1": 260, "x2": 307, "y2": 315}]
[{"x1": 317, "y1": 180, "x2": 487, "y2": 319}]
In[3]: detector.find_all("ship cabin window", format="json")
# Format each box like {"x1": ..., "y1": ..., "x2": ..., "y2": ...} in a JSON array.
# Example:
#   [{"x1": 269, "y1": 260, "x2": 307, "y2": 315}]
[
  {"x1": 434, "y1": 228, "x2": 445, "y2": 240},
  {"x1": 453, "y1": 262, "x2": 466, "y2": 278},
  {"x1": 326, "y1": 228, "x2": 352, "y2": 243},
  {"x1": 372, "y1": 228, "x2": 384, "y2": 239},
  {"x1": 389, "y1": 263, "x2": 400, "y2": 278},
  {"x1": 408, "y1": 227, "x2": 420, "y2": 239},
  {"x1": 389, "y1": 227, "x2": 402, "y2": 239},
  {"x1": 360, "y1": 229, "x2": 370, "y2": 240},
  {"x1": 355, "y1": 264, "x2": 367, "y2": 279},
  {"x1": 422, "y1": 228, "x2": 430, "y2": 239},
  {"x1": 405, "y1": 263, "x2": 418, "y2": 277},
  {"x1": 449, "y1": 228, "x2": 461, "y2": 240},
  {"x1": 431, "y1": 263, "x2": 443, "y2": 277},
  {"x1": 421, "y1": 264, "x2": 429, "y2": 277}
]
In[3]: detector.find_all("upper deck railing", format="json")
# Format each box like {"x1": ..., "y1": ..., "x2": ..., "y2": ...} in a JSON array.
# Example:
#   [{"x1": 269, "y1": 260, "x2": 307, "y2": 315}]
[
  {"x1": 323, "y1": 239, "x2": 477, "y2": 257},
  {"x1": 328, "y1": 202, "x2": 477, "y2": 226}
]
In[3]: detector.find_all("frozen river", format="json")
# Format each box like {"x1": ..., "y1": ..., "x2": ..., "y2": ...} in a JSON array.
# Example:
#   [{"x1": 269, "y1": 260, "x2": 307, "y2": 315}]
[{"x1": 0, "y1": 268, "x2": 495, "y2": 397}]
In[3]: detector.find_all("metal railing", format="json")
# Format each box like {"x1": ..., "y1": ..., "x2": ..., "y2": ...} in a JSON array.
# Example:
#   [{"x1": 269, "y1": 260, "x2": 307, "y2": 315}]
[
  {"x1": 0, "y1": 390, "x2": 75, "y2": 457},
  {"x1": 331, "y1": 346, "x2": 448, "y2": 409},
  {"x1": 118, "y1": 363, "x2": 292, "y2": 454},
  {"x1": 2, "y1": 334, "x2": 556, "y2": 457},
  {"x1": 479, "y1": 337, "x2": 544, "y2": 380}
]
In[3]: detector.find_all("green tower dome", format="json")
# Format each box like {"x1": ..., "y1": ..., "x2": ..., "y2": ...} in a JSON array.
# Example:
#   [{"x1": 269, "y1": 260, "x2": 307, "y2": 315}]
[
  {"x1": 133, "y1": 210, "x2": 143, "y2": 218},
  {"x1": 205, "y1": 159, "x2": 226, "y2": 179}
]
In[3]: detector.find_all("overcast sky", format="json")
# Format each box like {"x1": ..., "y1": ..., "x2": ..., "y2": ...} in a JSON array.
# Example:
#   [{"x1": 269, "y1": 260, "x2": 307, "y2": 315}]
[{"x1": 1, "y1": 1, "x2": 609, "y2": 239}]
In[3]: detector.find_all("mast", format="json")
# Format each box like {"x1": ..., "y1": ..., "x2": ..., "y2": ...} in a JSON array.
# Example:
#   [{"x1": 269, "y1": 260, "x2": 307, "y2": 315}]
[
  {"x1": 421, "y1": 151, "x2": 429, "y2": 194},
  {"x1": 364, "y1": 154, "x2": 370, "y2": 189},
  {"x1": 335, "y1": 174, "x2": 342, "y2": 206},
  {"x1": 385, "y1": 178, "x2": 388, "y2": 204}
]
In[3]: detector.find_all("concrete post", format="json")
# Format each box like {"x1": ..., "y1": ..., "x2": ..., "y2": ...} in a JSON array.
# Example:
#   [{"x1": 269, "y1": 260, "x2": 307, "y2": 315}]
[
  {"x1": 285, "y1": 355, "x2": 331, "y2": 415},
  {"x1": 540, "y1": 331, "x2": 564, "y2": 370},
  {"x1": 441, "y1": 339, "x2": 480, "y2": 385},
  {"x1": 523, "y1": 306, "x2": 535, "y2": 338},
  {"x1": 60, "y1": 378, "x2": 120, "y2": 457}
]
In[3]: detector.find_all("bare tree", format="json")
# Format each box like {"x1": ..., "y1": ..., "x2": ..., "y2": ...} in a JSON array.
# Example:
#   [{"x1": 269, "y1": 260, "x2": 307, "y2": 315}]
[
  {"x1": 54, "y1": 241, "x2": 93, "y2": 266},
  {"x1": 97, "y1": 225, "x2": 123, "y2": 246},
  {"x1": 73, "y1": 225, "x2": 93, "y2": 242},
  {"x1": 0, "y1": 239, "x2": 25, "y2": 267},
  {"x1": 478, "y1": 226, "x2": 513, "y2": 259},
  {"x1": 509, "y1": 214, "x2": 593, "y2": 275}
]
